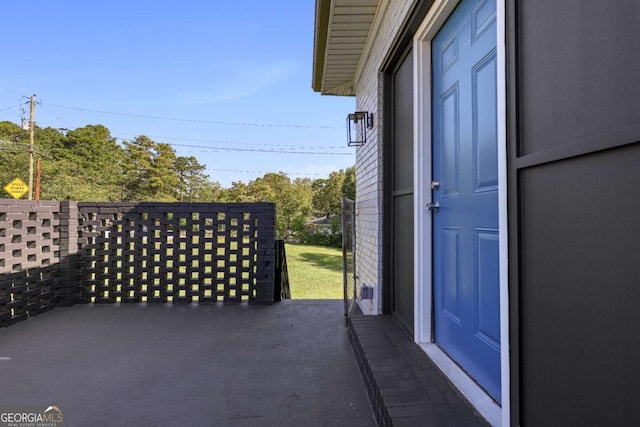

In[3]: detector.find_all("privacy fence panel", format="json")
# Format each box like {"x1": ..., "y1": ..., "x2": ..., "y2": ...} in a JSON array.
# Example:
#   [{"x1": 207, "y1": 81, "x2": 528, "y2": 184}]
[
  {"x1": 78, "y1": 202, "x2": 276, "y2": 304},
  {"x1": 0, "y1": 200, "x2": 81, "y2": 326},
  {"x1": 0, "y1": 201, "x2": 276, "y2": 327}
]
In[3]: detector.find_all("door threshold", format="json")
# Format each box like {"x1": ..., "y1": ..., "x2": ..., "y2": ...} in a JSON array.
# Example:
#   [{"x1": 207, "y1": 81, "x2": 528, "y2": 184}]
[{"x1": 418, "y1": 342, "x2": 501, "y2": 426}]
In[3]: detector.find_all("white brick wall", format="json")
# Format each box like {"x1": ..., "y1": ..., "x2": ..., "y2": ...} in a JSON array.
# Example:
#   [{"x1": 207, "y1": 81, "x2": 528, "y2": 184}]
[{"x1": 354, "y1": 0, "x2": 417, "y2": 315}]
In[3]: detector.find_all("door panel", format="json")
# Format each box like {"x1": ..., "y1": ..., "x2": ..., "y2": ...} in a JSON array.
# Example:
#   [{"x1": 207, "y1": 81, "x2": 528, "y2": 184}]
[
  {"x1": 473, "y1": 53, "x2": 498, "y2": 190},
  {"x1": 432, "y1": 0, "x2": 500, "y2": 402},
  {"x1": 441, "y1": 86, "x2": 460, "y2": 196},
  {"x1": 475, "y1": 229, "x2": 500, "y2": 347},
  {"x1": 442, "y1": 227, "x2": 461, "y2": 322}
]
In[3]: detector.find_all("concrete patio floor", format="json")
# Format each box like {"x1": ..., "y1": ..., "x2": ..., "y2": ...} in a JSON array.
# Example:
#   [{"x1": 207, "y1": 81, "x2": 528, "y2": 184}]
[{"x1": 0, "y1": 300, "x2": 375, "y2": 427}]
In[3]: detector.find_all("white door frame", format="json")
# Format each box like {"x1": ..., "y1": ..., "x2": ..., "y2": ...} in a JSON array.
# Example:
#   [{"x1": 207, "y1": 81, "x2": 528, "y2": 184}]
[{"x1": 412, "y1": 0, "x2": 509, "y2": 425}]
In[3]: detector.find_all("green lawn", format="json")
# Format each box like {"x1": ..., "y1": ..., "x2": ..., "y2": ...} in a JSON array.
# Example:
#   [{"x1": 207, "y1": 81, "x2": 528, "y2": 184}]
[{"x1": 285, "y1": 243, "x2": 343, "y2": 299}]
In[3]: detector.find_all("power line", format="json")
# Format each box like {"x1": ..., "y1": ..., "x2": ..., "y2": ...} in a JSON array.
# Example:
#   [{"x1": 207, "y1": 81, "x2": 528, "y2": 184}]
[
  {"x1": 117, "y1": 138, "x2": 351, "y2": 155},
  {"x1": 164, "y1": 142, "x2": 351, "y2": 155},
  {"x1": 44, "y1": 102, "x2": 342, "y2": 129},
  {"x1": 112, "y1": 133, "x2": 346, "y2": 150},
  {"x1": 0, "y1": 86, "x2": 26, "y2": 97},
  {"x1": 39, "y1": 104, "x2": 76, "y2": 129},
  {"x1": 4, "y1": 94, "x2": 353, "y2": 158},
  {"x1": 206, "y1": 168, "x2": 326, "y2": 177},
  {"x1": 0, "y1": 139, "x2": 52, "y2": 159},
  {"x1": 0, "y1": 104, "x2": 21, "y2": 113},
  {"x1": 2, "y1": 119, "x2": 353, "y2": 156}
]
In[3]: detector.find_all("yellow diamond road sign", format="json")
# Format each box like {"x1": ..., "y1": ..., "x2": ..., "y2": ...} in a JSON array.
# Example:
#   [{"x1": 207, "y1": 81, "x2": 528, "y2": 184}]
[{"x1": 4, "y1": 177, "x2": 29, "y2": 199}]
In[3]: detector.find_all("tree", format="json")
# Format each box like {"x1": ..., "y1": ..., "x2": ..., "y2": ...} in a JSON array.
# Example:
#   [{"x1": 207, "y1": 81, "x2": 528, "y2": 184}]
[
  {"x1": 248, "y1": 173, "x2": 290, "y2": 235},
  {"x1": 121, "y1": 136, "x2": 180, "y2": 201},
  {"x1": 151, "y1": 142, "x2": 180, "y2": 200},
  {"x1": 288, "y1": 178, "x2": 314, "y2": 235},
  {"x1": 247, "y1": 172, "x2": 282, "y2": 202},
  {"x1": 219, "y1": 181, "x2": 250, "y2": 202},
  {"x1": 35, "y1": 126, "x2": 66, "y2": 157},
  {"x1": 196, "y1": 180, "x2": 223, "y2": 202},
  {"x1": 0, "y1": 118, "x2": 354, "y2": 229},
  {"x1": 235, "y1": 172, "x2": 314, "y2": 237},
  {"x1": 175, "y1": 156, "x2": 210, "y2": 202},
  {"x1": 43, "y1": 125, "x2": 125, "y2": 200},
  {"x1": 312, "y1": 170, "x2": 345, "y2": 215},
  {"x1": 342, "y1": 166, "x2": 356, "y2": 201},
  {"x1": 0, "y1": 121, "x2": 29, "y2": 193}
]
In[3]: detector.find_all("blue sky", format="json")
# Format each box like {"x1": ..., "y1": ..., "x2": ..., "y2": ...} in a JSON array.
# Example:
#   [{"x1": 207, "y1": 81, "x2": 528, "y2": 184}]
[{"x1": 0, "y1": 1, "x2": 355, "y2": 188}]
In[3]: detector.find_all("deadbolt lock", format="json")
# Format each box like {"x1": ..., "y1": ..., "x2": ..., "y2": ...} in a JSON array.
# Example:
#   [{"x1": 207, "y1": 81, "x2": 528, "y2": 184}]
[{"x1": 426, "y1": 202, "x2": 440, "y2": 212}]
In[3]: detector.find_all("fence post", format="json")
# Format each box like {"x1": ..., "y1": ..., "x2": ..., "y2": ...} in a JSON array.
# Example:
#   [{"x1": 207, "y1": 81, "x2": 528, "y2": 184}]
[
  {"x1": 253, "y1": 203, "x2": 276, "y2": 304},
  {"x1": 57, "y1": 201, "x2": 81, "y2": 306},
  {"x1": 342, "y1": 198, "x2": 356, "y2": 325}
]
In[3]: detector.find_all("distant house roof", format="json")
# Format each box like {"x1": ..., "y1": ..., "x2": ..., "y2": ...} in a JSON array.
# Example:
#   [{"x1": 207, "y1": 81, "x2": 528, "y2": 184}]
[
  {"x1": 312, "y1": 0, "x2": 379, "y2": 96},
  {"x1": 308, "y1": 214, "x2": 342, "y2": 226}
]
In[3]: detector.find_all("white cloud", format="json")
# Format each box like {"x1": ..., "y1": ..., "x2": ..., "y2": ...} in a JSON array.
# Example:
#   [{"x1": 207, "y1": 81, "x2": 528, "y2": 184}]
[{"x1": 176, "y1": 59, "x2": 299, "y2": 105}]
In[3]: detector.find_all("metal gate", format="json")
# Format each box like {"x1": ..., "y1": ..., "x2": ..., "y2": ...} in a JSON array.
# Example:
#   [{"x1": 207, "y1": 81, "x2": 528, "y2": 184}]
[{"x1": 341, "y1": 198, "x2": 356, "y2": 325}]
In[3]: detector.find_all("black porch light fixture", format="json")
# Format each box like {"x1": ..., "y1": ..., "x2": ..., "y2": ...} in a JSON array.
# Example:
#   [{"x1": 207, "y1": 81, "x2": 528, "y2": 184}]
[{"x1": 346, "y1": 111, "x2": 373, "y2": 147}]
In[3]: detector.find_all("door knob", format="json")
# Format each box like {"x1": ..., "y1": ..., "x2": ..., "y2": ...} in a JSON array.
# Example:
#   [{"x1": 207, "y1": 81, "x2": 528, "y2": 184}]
[{"x1": 426, "y1": 202, "x2": 440, "y2": 212}]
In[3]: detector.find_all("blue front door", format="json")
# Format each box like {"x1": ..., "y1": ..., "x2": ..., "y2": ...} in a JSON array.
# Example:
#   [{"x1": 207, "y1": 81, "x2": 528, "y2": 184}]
[{"x1": 432, "y1": 0, "x2": 500, "y2": 402}]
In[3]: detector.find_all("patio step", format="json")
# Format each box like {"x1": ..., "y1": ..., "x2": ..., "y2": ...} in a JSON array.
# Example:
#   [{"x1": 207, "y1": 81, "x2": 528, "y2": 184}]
[{"x1": 348, "y1": 314, "x2": 489, "y2": 426}]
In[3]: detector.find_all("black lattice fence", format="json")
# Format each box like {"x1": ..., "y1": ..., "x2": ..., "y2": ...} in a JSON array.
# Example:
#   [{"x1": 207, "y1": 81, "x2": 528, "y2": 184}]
[
  {"x1": 0, "y1": 200, "x2": 277, "y2": 327},
  {"x1": 342, "y1": 198, "x2": 356, "y2": 324},
  {"x1": 0, "y1": 201, "x2": 81, "y2": 326},
  {"x1": 78, "y1": 202, "x2": 275, "y2": 304}
]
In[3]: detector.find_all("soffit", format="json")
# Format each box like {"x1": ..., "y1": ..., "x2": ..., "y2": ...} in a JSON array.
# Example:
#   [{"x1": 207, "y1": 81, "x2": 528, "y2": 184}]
[{"x1": 313, "y1": 0, "x2": 380, "y2": 96}]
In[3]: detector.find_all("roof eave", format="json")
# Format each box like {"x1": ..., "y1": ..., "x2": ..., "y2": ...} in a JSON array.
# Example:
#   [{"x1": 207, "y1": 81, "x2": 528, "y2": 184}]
[
  {"x1": 312, "y1": 0, "x2": 332, "y2": 93},
  {"x1": 313, "y1": 0, "x2": 378, "y2": 96}
]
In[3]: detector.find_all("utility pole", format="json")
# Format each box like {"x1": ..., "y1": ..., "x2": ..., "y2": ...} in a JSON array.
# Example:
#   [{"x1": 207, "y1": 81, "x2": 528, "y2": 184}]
[
  {"x1": 28, "y1": 94, "x2": 36, "y2": 200},
  {"x1": 35, "y1": 158, "x2": 42, "y2": 200}
]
